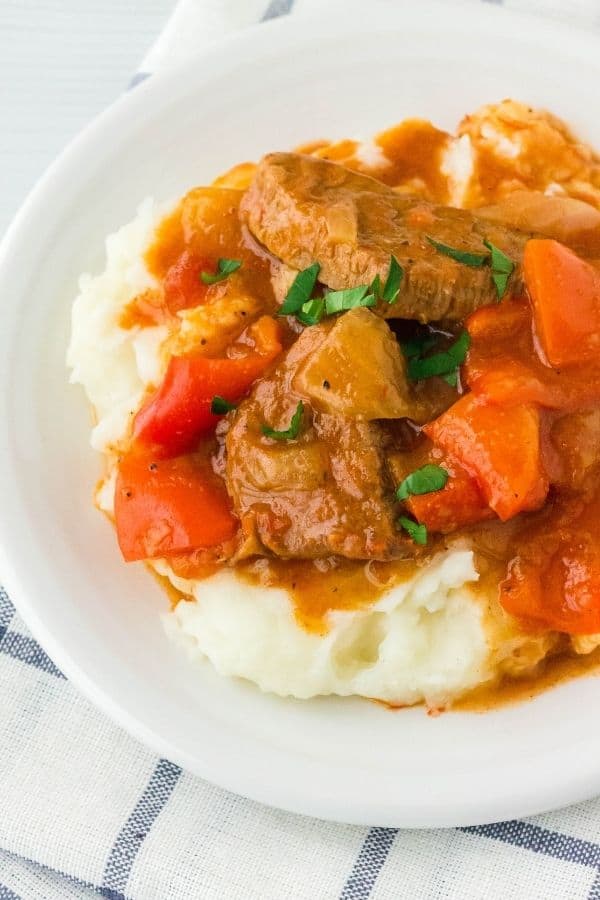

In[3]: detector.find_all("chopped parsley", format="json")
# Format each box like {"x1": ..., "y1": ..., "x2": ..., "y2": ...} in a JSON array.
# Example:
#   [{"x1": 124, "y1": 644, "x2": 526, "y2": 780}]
[
  {"x1": 400, "y1": 334, "x2": 439, "y2": 360},
  {"x1": 381, "y1": 254, "x2": 403, "y2": 304},
  {"x1": 396, "y1": 464, "x2": 448, "y2": 502},
  {"x1": 442, "y1": 370, "x2": 458, "y2": 388},
  {"x1": 279, "y1": 263, "x2": 321, "y2": 316},
  {"x1": 324, "y1": 284, "x2": 375, "y2": 315},
  {"x1": 297, "y1": 297, "x2": 326, "y2": 326},
  {"x1": 426, "y1": 237, "x2": 488, "y2": 267},
  {"x1": 200, "y1": 258, "x2": 242, "y2": 284},
  {"x1": 210, "y1": 396, "x2": 237, "y2": 415},
  {"x1": 427, "y1": 236, "x2": 515, "y2": 299},
  {"x1": 398, "y1": 516, "x2": 428, "y2": 545},
  {"x1": 407, "y1": 330, "x2": 471, "y2": 382},
  {"x1": 262, "y1": 402, "x2": 304, "y2": 441},
  {"x1": 369, "y1": 274, "x2": 381, "y2": 298},
  {"x1": 279, "y1": 255, "x2": 404, "y2": 327},
  {"x1": 484, "y1": 239, "x2": 515, "y2": 299},
  {"x1": 369, "y1": 255, "x2": 404, "y2": 305}
]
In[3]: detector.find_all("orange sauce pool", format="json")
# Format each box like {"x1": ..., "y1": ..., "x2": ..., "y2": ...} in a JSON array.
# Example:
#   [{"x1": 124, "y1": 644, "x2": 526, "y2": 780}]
[
  {"x1": 158, "y1": 552, "x2": 418, "y2": 631},
  {"x1": 298, "y1": 120, "x2": 452, "y2": 201},
  {"x1": 456, "y1": 645, "x2": 600, "y2": 712},
  {"x1": 467, "y1": 134, "x2": 587, "y2": 205},
  {"x1": 235, "y1": 555, "x2": 421, "y2": 633},
  {"x1": 375, "y1": 119, "x2": 451, "y2": 200}
]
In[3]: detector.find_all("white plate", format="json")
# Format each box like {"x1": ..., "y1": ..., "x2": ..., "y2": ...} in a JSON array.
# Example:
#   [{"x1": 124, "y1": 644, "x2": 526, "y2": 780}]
[{"x1": 1, "y1": 1, "x2": 600, "y2": 828}]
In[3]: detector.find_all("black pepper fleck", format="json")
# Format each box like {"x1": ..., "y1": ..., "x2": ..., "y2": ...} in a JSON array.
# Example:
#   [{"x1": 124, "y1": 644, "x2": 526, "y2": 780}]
[{"x1": 323, "y1": 379, "x2": 330, "y2": 390}]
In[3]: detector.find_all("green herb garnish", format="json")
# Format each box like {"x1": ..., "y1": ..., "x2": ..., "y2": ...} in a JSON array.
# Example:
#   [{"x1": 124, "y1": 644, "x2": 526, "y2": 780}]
[
  {"x1": 427, "y1": 235, "x2": 514, "y2": 299},
  {"x1": 262, "y1": 402, "x2": 304, "y2": 441},
  {"x1": 398, "y1": 516, "x2": 428, "y2": 545},
  {"x1": 401, "y1": 334, "x2": 439, "y2": 360},
  {"x1": 200, "y1": 258, "x2": 242, "y2": 285},
  {"x1": 297, "y1": 297, "x2": 326, "y2": 326},
  {"x1": 407, "y1": 330, "x2": 471, "y2": 382},
  {"x1": 484, "y1": 239, "x2": 515, "y2": 299},
  {"x1": 324, "y1": 284, "x2": 375, "y2": 315},
  {"x1": 279, "y1": 263, "x2": 321, "y2": 315},
  {"x1": 210, "y1": 396, "x2": 237, "y2": 415},
  {"x1": 396, "y1": 464, "x2": 449, "y2": 502},
  {"x1": 369, "y1": 255, "x2": 404, "y2": 305},
  {"x1": 369, "y1": 274, "x2": 382, "y2": 298},
  {"x1": 382, "y1": 254, "x2": 403, "y2": 304},
  {"x1": 426, "y1": 237, "x2": 488, "y2": 268},
  {"x1": 442, "y1": 371, "x2": 458, "y2": 388}
]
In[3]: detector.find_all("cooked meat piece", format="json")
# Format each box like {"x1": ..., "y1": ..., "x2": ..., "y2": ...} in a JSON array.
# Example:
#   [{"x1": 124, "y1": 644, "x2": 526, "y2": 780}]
[
  {"x1": 270, "y1": 260, "x2": 298, "y2": 305},
  {"x1": 476, "y1": 191, "x2": 600, "y2": 255},
  {"x1": 293, "y1": 307, "x2": 412, "y2": 419},
  {"x1": 225, "y1": 315, "x2": 415, "y2": 560},
  {"x1": 241, "y1": 152, "x2": 528, "y2": 322}
]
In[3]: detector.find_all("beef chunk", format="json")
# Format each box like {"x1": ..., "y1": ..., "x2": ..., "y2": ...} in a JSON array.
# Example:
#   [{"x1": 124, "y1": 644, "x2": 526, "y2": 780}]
[
  {"x1": 241, "y1": 152, "x2": 527, "y2": 322},
  {"x1": 225, "y1": 312, "x2": 416, "y2": 560}
]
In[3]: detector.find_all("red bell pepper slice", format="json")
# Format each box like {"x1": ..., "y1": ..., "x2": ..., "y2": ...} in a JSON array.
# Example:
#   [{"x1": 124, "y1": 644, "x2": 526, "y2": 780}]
[
  {"x1": 115, "y1": 452, "x2": 237, "y2": 562},
  {"x1": 134, "y1": 316, "x2": 282, "y2": 456},
  {"x1": 523, "y1": 239, "x2": 600, "y2": 368},
  {"x1": 424, "y1": 394, "x2": 548, "y2": 521},
  {"x1": 406, "y1": 455, "x2": 494, "y2": 533},
  {"x1": 465, "y1": 297, "x2": 600, "y2": 411},
  {"x1": 163, "y1": 249, "x2": 213, "y2": 314}
]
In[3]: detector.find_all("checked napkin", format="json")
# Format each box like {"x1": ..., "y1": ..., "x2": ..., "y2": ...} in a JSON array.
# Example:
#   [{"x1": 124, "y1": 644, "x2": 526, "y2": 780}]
[{"x1": 2, "y1": 1, "x2": 600, "y2": 898}]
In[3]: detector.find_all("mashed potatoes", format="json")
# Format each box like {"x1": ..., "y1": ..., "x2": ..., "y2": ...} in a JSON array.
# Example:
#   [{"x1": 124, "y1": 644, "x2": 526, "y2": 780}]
[
  {"x1": 160, "y1": 552, "x2": 489, "y2": 706},
  {"x1": 69, "y1": 102, "x2": 592, "y2": 708}
]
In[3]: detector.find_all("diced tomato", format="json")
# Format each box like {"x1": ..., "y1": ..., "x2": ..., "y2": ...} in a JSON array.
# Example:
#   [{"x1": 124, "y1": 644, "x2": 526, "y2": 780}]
[
  {"x1": 163, "y1": 249, "x2": 213, "y2": 314},
  {"x1": 114, "y1": 452, "x2": 238, "y2": 562},
  {"x1": 406, "y1": 455, "x2": 494, "y2": 533},
  {"x1": 524, "y1": 239, "x2": 600, "y2": 368},
  {"x1": 500, "y1": 493, "x2": 600, "y2": 634},
  {"x1": 134, "y1": 316, "x2": 282, "y2": 456},
  {"x1": 424, "y1": 394, "x2": 548, "y2": 521}
]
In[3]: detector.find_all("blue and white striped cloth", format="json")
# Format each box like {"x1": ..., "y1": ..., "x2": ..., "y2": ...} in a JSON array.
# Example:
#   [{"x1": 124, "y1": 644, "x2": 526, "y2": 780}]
[{"x1": 2, "y1": 1, "x2": 600, "y2": 897}]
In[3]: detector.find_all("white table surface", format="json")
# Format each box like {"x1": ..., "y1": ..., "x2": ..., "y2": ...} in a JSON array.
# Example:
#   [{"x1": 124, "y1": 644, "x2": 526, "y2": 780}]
[{"x1": 0, "y1": 0, "x2": 174, "y2": 237}]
